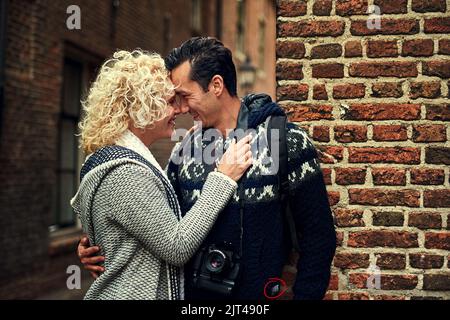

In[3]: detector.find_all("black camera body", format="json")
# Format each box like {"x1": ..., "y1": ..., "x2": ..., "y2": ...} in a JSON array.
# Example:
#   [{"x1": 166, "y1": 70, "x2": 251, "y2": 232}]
[{"x1": 192, "y1": 242, "x2": 241, "y2": 296}]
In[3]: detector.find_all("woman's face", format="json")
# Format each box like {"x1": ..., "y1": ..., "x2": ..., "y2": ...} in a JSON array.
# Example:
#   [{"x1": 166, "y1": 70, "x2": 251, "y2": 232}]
[{"x1": 151, "y1": 102, "x2": 177, "y2": 139}]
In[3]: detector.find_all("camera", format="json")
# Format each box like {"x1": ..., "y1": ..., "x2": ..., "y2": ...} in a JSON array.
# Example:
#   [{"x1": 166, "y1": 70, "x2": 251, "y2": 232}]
[{"x1": 192, "y1": 242, "x2": 241, "y2": 296}]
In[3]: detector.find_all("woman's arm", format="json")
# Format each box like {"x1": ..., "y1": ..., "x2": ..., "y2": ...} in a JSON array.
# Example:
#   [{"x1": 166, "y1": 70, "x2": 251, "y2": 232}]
[{"x1": 100, "y1": 163, "x2": 237, "y2": 266}]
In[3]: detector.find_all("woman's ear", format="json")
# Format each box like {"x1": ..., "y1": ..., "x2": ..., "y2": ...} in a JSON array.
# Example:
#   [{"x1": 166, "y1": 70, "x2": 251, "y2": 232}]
[{"x1": 209, "y1": 75, "x2": 224, "y2": 96}]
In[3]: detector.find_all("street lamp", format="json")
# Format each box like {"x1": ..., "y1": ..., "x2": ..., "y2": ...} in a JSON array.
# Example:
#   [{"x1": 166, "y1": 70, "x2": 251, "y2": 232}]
[{"x1": 238, "y1": 55, "x2": 256, "y2": 95}]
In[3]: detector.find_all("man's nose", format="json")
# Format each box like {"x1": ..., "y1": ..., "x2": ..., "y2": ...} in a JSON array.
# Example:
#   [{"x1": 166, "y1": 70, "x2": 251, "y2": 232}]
[{"x1": 174, "y1": 103, "x2": 189, "y2": 115}]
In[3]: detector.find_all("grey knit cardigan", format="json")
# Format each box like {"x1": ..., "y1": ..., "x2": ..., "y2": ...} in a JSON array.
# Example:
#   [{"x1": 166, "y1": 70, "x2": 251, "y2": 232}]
[{"x1": 71, "y1": 138, "x2": 237, "y2": 300}]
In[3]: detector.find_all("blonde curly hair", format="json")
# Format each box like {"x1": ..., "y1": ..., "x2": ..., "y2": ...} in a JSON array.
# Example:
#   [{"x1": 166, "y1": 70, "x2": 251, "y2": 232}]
[{"x1": 79, "y1": 49, "x2": 175, "y2": 154}]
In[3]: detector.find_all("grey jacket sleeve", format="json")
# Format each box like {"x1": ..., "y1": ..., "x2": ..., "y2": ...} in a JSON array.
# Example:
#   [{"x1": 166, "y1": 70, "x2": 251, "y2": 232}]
[{"x1": 100, "y1": 163, "x2": 237, "y2": 267}]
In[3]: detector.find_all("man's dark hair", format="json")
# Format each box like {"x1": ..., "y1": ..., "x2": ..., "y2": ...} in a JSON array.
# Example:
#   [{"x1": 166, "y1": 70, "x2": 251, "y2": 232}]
[{"x1": 165, "y1": 37, "x2": 237, "y2": 97}]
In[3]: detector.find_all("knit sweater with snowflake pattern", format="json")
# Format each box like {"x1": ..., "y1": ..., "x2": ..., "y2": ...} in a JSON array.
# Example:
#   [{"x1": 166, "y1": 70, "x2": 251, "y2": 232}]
[{"x1": 167, "y1": 93, "x2": 336, "y2": 300}]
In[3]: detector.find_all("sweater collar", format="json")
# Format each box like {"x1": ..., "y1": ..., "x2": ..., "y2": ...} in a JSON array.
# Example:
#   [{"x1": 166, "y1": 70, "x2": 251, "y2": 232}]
[{"x1": 115, "y1": 130, "x2": 167, "y2": 178}]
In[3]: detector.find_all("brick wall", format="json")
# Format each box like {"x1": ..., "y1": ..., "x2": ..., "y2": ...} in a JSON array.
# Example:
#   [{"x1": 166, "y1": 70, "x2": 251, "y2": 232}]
[
  {"x1": 277, "y1": 0, "x2": 449, "y2": 300},
  {"x1": 0, "y1": 0, "x2": 205, "y2": 299}
]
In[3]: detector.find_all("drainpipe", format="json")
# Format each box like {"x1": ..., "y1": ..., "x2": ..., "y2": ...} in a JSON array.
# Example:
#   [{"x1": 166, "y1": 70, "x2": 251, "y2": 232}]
[{"x1": 0, "y1": 0, "x2": 8, "y2": 140}]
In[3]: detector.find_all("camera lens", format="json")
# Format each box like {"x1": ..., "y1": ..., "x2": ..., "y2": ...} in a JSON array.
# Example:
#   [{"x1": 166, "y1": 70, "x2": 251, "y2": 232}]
[{"x1": 205, "y1": 250, "x2": 227, "y2": 274}]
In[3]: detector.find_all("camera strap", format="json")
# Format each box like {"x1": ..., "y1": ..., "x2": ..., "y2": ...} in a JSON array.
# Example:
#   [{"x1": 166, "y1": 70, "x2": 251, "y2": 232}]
[
  {"x1": 266, "y1": 115, "x2": 300, "y2": 253},
  {"x1": 238, "y1": 184, "x2": 244, "y2": 258}
]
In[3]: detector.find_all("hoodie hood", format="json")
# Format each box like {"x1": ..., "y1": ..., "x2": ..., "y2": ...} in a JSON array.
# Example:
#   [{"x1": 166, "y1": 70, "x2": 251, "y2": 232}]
[
  {"x1": 71, "y1": 156, "x2": 134, "y2": 245},
  {"x1": 71, "y1": 131, "x2": 166, "y2": 245},
  {"x1": 241, "y1": 93, "x2": 285, "y2": 129}
]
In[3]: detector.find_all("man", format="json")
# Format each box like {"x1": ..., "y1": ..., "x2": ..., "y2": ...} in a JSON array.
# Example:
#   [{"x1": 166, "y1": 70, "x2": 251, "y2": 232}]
[{"x1": 78, "y1": 37, "x2": 336, "y2": 300}]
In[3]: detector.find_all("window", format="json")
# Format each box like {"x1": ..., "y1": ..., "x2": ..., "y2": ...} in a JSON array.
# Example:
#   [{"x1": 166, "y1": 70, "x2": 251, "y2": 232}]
[
  {"x1": 236, "y1": 0, "x2": 246, "y2": 54},
  {"x1": 258, "y1": 17, "x2": 266, "y2": 70},
  {"x1": 191, "y1": 0, "x2": 202, "y2": 35},
  {"x1": 50, "y1": 53, "x2": 97, "y2": 233}
]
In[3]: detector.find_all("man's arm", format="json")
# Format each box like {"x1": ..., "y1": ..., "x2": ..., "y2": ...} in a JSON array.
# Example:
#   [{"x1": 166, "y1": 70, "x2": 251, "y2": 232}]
[
  {"x1": 287, "y1": 124, "x2": 336, "y2": 300},
  {"x1": 77, "y1": 236, "x2": 105, "y2": 279}
]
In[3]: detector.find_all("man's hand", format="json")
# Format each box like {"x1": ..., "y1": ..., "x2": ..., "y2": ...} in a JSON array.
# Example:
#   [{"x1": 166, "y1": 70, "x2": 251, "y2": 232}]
[{"x1": 77, "y1": 236, "x2": 105, "y2": 279}]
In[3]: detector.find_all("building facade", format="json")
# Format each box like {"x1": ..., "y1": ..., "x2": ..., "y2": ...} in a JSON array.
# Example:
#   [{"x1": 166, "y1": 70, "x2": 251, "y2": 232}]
[{"x1": 0, "y1": 0, "x2": 275, "y2": 299}]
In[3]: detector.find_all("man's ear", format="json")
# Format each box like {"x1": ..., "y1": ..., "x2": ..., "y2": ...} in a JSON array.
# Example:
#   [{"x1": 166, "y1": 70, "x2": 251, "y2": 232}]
[{"x1": 209, "y1": 75, "x2": 224, "y2": 97}]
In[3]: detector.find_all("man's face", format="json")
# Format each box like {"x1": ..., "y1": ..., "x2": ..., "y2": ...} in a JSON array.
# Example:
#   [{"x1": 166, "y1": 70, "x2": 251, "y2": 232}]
[{"x1": 170, "y1": 61, "x2": 219, "y2": 128}]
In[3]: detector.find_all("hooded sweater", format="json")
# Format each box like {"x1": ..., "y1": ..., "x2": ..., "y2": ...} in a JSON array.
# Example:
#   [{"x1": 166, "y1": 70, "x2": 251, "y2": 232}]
[
  {"x1": 167, "y1": 94, "x2": 336, "y2": 300},
  {"x1": 70, "y1": 130, "x2": 238, "y2": 300}
]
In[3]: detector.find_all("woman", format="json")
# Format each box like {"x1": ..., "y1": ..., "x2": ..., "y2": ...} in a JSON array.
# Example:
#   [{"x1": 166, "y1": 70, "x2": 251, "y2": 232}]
[{"x1": 71, "y1": 50, "x2": 252, "y2": 300}]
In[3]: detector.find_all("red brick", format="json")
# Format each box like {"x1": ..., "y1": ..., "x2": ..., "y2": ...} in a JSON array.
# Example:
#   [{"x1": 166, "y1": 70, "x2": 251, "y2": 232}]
[
  {"x1": 409, "y1": 212, "x2": 442, "y2": 229},
  {"x1": 424, "y1": 190, "x2": 450, "y2": 208},
  {"x1": 376, "y1": 253, "x2": 406, "y2": 270},
  {"x1": 344, "y1": 41, "x2": 362, "y2": 57},
  {"x1": 276, "y1": 40, "x2": 306, "y2": 59},
  {"x1": 313, "y1": 84, "x2": 328, "y2": 100},
  {"x1": 374, "y1": 0, "x2": 407, "y2": 14},
  {"x1": 338, "y1": 292, "x2": 370, "y2": 300},
  {"x1": 333, "y1": 83, "x2": 365, "y2": 99},
  {"x1": 336, "y1": 231, "x2": 344, "y2": 246},
  {"x1": 412, "y1": 125, "x2": 446, "y2": 143},
  {"x1": 335, "y1": 168, "x2": 367, "y2": 185},
  {"x1": 328, "y1": 191, "x2": 340, "y2": 206},
  {"x1": 371, "y1": 82, "x2": 403, "y2": 98},
  {"x1": 277, "y1": 84, "x2": 309, "y2": 101},
  {"x1": 327, "y1": 274, "x2": 339, "y2": 291},
  {"x1": 312, "y1": 125, "x2": 330, "y2": 142},
  {"x1": 372, "y1": 211, "x2": 404, "y2": 226},
  {"x1": 372, "y1": 125, "x2": 408, "y2": 141},
  {"x1": 410, "y1": 168, "x2": 445, "y2": 185},
  {"x1": 413, "y1": 0, "x2": 447, "y2": 13},
  {"x1": 426, "y1": 104, "x2": 450, "y2": 120},
  {"x1": 348, "y1": 230, "x2": 418, "y2": 248},
  {"x1": 284, "y1": 104, "x2": 333, "y2": 122},
  {"x1": 424, "y1": 17, "x2": 450, "y2": 33},
  {"x1": 323, "y1": 293, "x2": 334, "y2": 300},
  {"x1": 343, "y1": 103, "x2": 421, "y2": 120},
  {"x1": 423, "y1": 274, "x2": 450, "y2": 291},
  {"x1": 410, "y1": 253, "x2": 444, "y2": 269},
  {"x1": 276, "y1": 61, "x2": 303, "y2": 80},
  {"x1": 349, "y1": 61, "x2": 418, "y2": 78},
  {"x1": 425, "y1": 232, "x2": 450, "y2": 250},
  {"x1": 438, "y1": 39, "x2": 450, "y2": 55},
  {"x1": 349, "y1": 188, "x2": 420, "y2": 207},
  {"x1": 367, "y1": 40, "x2": 398, "y2": 58},
  {"x1": 321, "y1": 167, "x2": 332, "y2": 185},
  {"x1": 349, "y1": 273, "x2": 418, "y2": 290},
  {"x1": 349, "y1": 147, "x2": 420, "y2": 164},
  {"x1": 351, "y1": 19, "x2": 419, "y2": 36},
  {"x1": 277, "y1": 0, "x2": 307, "y2": 17},
  {"x1": 311, "y1": 44, "x2": 342, "y2": 59},
  {"x1": 372, "y1": 168, "x2": 406, "y2": 186},
  {"x1": 426, "y1": 147, "x2": 450, "y2": 165},
  {"x1": 317, "y1": 146, "x2": 344, "y2": 164},
  {"x1": 334, "y1": 208, "x2": 365, "y2": 227},
  {"x1": 334, "y1": 125, "x2": 367, "y2": 143},
  {"x1": 373, "y1": 295, "x2": 405, "y2": 300},
  {"x1": 423, "y1": 60, "x2": 450, "y2": 78},
  {"x1": 336, "y1": 0, "x2": 368, "y2": 16},
  {"x1": 313, "y1": 0, "x2": 332, "y2": 16},
  {"x1": 278, "y1": 20, "x2": 345, "y2": 37},
  {"x1": 312, "y1": 63, "x2": 344, "y2": 78},
  {"x1": 334, "y1": 252, "x2": 370, "y2": 269},
  {"x1": 410, "y1": 81, "x2": 441, "y2": 99},
  {"x1": 402, "y1": 39, "x2": 434, "y2": 57}
]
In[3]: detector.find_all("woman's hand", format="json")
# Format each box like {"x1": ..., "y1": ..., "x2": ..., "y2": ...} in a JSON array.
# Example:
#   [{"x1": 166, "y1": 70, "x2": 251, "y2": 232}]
[
  {"x1": 217, "y1": 135, "x2": 253, "y2": 182},
  {"x1": 77, "y1": 236, "x2": 105, "y2": 279}
]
